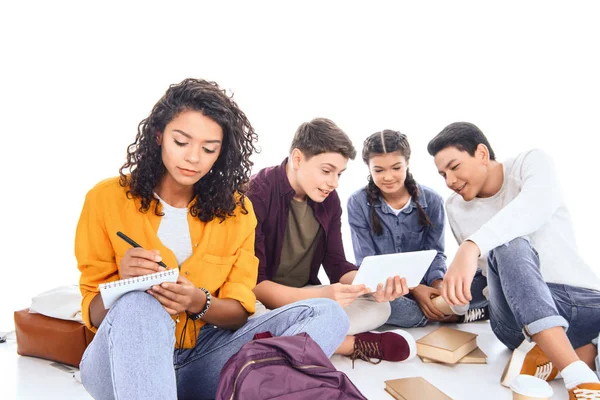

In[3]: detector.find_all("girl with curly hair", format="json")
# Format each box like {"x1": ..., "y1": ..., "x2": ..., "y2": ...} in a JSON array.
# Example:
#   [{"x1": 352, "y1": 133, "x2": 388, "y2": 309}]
[
  {"x1": 76, "y1": 78, "x2": 349, "y2": 399},
  {"x1": 347, "y1": 130, "x2": 488, "y2": 328}
]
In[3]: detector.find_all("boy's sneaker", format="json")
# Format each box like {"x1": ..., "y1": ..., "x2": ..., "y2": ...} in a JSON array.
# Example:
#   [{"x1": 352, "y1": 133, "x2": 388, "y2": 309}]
[
  {"x1": 458, "y1": 306, "x2": 490, "y2": 323},
  {"x1": 569, "y1": 383, "x2": 600, "y2": 399},
  {"x1": 349, "y1": 330, "x2": 416, "y2": 367},
  {"x1": 501, "y1": 339, "x2": 559, "y2": 387}
]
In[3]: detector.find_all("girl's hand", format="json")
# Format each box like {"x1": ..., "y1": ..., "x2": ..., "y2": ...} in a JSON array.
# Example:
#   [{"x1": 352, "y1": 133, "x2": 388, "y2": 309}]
[
  {"x1": 147, "y1": 275, "x2": 205, "y2": 315},
  {"x1": 411, "y1": 284, "x2": 447, "y2": 321},
  {"x1": 119, "y1": 248, "x2": 164, "y2": 279}
]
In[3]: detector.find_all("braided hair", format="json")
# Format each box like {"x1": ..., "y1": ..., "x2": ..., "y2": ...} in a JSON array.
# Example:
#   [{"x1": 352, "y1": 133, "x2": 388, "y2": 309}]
[{"x1": 362, "y1": 130, "x2": 432, "y2": 235}]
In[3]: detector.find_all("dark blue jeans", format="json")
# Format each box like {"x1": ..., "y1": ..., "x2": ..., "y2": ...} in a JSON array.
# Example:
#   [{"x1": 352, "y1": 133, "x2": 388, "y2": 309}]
[{"x1": 487, "y1": 237, "x2": 600, "y2": 351}]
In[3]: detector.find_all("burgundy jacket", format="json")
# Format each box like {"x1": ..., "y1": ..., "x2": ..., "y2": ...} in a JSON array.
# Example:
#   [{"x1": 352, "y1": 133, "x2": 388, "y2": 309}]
[{"x1": 248, "y1": 159, "x2": 358, "y2": 285}]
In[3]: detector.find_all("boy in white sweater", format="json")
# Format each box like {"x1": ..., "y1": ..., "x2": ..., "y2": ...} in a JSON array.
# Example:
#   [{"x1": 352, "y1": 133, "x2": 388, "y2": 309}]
[{"x1": 427, "y1": 122, "x2": 600, "y2": 397}]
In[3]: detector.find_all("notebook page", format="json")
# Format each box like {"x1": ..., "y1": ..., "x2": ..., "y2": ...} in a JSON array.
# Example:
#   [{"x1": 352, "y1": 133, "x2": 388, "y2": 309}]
[{"x1": 99, "y1": 269, "x2": 179, "y2": 309}]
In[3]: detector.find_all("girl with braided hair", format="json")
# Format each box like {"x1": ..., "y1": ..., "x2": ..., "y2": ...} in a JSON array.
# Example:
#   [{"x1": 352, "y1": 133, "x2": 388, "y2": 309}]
[{"x1": 347, "y1": 130, "x2": 488, "y2": 328}]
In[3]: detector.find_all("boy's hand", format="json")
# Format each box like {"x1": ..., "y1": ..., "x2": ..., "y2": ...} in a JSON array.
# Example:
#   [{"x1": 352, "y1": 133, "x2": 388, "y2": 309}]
[
  {"x1": 372, "y1": 276, "x2": 408, "y2": 302},
  {"x1": 119, "y1": 248, "x2": 164, "y2": 279},
  {"x1": 148, "y1": 275, "x2": 204, "y2": 315},
  {"x1": 322, "y1": 283, "x2": 370, "y2": 308},
  {"x1": 442, "y1": 240, "x2": 480, "y2": 307},
  {"x1": 411, "y1": 284, "x2": 447, "y2": 321}
]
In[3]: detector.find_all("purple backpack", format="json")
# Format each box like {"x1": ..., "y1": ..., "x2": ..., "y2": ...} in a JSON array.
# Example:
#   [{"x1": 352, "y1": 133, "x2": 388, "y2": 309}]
[{"x1": 216, "y1": 332, "x2": 367, "y2": 400}]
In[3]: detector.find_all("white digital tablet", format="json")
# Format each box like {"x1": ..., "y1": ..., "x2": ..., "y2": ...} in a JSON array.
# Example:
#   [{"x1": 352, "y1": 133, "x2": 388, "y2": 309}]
[{"x1": 352, "y1": 249, "x2": 437, "y2": 289}]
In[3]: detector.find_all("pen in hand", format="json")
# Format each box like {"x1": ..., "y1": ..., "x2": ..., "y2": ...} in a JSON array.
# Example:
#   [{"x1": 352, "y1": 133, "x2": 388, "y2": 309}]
[{"x1": 116, "y1": 231, "x2": 168, "y2": 269}]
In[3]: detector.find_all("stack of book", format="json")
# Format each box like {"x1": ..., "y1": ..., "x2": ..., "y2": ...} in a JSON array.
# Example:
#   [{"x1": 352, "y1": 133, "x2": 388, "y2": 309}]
[{"x1": 416, "y1": 326, "x2": 487, "y2": 364}]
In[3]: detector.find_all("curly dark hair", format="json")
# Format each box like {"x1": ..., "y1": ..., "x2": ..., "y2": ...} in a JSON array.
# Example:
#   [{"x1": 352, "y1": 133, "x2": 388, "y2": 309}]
[
  {"x1": 362, "y1": 130, "x2": 432, "y2": 235},
  {"x1": 118, "y1": 78, "x2": 258, "y2": 222}
]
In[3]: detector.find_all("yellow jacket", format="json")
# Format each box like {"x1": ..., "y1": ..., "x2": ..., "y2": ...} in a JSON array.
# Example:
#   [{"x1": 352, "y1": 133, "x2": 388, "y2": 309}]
[{"x1": 76, "y1": 177, "x2": 258, "y2": 348}]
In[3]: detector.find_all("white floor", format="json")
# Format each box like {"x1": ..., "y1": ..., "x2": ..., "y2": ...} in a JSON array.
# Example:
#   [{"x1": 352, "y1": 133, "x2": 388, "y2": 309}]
[{"x1": 0, "y1": 321, "x2": 569, "y2": 400}]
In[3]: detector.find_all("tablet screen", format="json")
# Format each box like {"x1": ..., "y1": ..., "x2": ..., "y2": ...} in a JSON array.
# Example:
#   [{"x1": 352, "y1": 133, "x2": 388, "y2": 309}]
[{"x1": 352, "y1": 249, "x2": 437, "y2": 289}]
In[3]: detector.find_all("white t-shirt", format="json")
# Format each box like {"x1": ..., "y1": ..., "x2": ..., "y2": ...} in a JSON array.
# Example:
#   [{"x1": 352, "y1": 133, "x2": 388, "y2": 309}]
[
  {"x1": 384, "y1": 196, "x2": 412, "y2": 216},
  {"x1": 446, "y1": 149, "x2": 600, "y2": 291},
  {"x1": 154, "y1": 193, "x2": 193, "y2": 267}
]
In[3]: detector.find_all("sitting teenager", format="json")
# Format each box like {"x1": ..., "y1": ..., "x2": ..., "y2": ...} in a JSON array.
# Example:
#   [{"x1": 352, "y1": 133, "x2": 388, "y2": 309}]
[
  {"x1": 347, "y1": 130, "x2": 489, "y2": 328},
  {"x1": 76, "y1": 79, "x2": 350, "y2": 400},
  {"x1": 248, "y1": 118, "x2": 417, "y2": 365},
  {"x1": 428, "y1": 122, "x2": 600, "y2": 396}
]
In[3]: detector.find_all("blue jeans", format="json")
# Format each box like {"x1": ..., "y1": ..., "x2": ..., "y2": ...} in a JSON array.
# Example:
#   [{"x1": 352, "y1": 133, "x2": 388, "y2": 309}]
[
  {"x1": 385, "y1": 270, "x2": 489, "y2": 328},
  {"x1": 487, "y1": 237, "x2": 600, "y2": 350},
  {"x1": 80, "y1": 292, "x2": 349, "y2": 400},
  {"x1": 596, "y1": 334, "x2": 600, "y2": 377}
]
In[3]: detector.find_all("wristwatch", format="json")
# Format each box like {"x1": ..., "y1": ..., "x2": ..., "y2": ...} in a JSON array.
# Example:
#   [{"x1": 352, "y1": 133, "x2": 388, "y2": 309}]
[{"x1": 186, "y1": 287, "x2": 211, "y2": 321}]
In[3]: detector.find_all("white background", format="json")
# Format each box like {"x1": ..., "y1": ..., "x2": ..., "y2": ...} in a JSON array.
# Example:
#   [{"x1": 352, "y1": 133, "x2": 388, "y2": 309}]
[{"x1": 1, "y1": 1, "x2": 599, "y2": 331}]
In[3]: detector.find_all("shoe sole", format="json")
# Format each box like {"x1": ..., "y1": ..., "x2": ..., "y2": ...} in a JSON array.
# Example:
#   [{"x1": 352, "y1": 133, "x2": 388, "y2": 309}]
[{"x1": 500, "y1": 340, "x2": 537, "y2": 387}]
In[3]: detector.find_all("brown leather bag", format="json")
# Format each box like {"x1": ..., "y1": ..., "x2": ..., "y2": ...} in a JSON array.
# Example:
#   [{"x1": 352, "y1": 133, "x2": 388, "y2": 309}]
[{"x1": 14, "y1": 308, "x2": 95, "y2": 367}]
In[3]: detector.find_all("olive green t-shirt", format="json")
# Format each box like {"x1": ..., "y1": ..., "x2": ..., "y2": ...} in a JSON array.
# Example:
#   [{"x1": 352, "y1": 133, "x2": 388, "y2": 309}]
[{"x1": 274, "y1": 198, "x2": 322, "y2": 288}]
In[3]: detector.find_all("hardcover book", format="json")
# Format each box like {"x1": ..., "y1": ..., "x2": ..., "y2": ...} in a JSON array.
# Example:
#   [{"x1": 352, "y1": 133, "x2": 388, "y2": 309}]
[
  {"x1": 416, "y1": 326, "x2": 478, "y2": 364},
  {"x1": 420, "y1": 346, "x2": 487, "y2": 364},
  {"x1": 384, "y1": 377, "x2": 453, "y2": 400}
]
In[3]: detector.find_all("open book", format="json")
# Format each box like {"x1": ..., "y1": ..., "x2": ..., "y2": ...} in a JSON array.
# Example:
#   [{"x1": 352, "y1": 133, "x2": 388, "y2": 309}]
[{"x1": 99, "y1": 269, "x2": 179, "y2": 309}]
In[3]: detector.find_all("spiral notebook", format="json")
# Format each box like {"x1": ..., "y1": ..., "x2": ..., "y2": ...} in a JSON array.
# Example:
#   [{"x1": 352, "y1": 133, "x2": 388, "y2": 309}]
[{"x1": 99, "y1": 269, "x2": 179, "y2": 309}]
